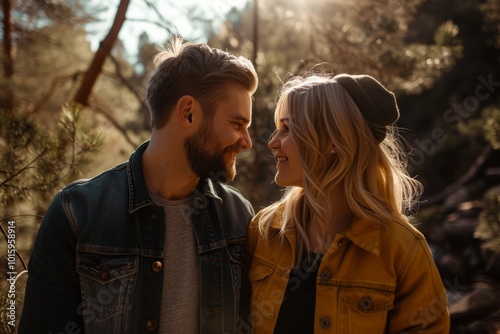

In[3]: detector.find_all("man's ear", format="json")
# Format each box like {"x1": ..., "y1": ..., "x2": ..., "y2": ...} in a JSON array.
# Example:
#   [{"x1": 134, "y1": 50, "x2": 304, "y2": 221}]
[{"x1": 176, "y1": 95, "x2": 197, "y2": 127}]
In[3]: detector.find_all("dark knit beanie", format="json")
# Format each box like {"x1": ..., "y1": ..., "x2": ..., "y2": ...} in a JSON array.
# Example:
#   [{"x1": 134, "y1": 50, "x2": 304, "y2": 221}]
[{"x1": 334, "y1": 74, "x2": 399, "y2": 142}]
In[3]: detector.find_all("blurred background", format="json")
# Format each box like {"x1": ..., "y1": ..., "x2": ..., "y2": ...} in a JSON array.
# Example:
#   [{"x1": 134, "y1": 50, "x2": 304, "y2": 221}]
[{"x1": 1, "y1": 0, "x2": 499, "y2": 332}]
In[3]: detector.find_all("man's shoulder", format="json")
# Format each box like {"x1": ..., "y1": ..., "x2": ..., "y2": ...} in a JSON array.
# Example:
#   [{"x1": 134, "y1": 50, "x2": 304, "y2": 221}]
[
  {"x1": 215, "y1": 182, "x2": 249, "y2": 200},
  {"x1": 211, "y1": 181, "x2": 254, "y2": 215},
  {"x1": 60, "y1": 161, "x2": 130, "y2": 206},
  {"x1": 62, "y1": 161, "x2": 128, "y2": 192},
  {"x1": 216, "y1": 182, "x2": 244, "y2": 197}
]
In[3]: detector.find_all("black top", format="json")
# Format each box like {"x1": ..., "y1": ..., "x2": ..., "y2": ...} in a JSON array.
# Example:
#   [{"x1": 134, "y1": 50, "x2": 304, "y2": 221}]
[{"x1": 273, "y1": 252, "x2": 322, "y2": 334}]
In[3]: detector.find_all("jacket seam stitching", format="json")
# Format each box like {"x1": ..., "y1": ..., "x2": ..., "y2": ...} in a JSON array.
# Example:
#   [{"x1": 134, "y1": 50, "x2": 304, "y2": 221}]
[{"x1": 61, "y1": 189, "x2": 79, "y2": 240}]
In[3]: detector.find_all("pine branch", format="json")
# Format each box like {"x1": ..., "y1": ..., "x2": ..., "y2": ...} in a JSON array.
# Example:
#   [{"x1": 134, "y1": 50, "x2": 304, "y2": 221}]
[{"x1": 0, "y1": 146, "x2": 49, "y2": 188}]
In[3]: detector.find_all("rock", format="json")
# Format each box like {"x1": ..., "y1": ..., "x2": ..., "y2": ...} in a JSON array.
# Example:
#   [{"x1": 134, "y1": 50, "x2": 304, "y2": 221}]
[{"x1": 449, "y1": 277, "x2": 500, "y2": 325}]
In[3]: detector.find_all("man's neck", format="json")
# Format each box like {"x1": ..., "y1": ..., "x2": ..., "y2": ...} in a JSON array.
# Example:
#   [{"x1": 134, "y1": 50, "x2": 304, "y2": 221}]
[{"x1": 142, "y1": 136, "x2": 200, "y2": 201}]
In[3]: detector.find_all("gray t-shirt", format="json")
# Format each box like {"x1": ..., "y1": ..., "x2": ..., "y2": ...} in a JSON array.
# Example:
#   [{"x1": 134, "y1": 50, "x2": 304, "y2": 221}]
[{"x1": 149, "y1": 191, "x2": 200, "y2": 334}]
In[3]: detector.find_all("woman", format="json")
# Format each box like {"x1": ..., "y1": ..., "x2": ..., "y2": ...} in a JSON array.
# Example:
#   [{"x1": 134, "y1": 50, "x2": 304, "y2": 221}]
[{"x1": 245, "y1": 73, "x2": 450, "y2": 333}]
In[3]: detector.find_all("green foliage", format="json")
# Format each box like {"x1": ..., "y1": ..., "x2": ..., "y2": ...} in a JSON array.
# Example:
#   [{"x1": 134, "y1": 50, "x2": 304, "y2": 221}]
[
  {"x1": 0, "y1": 104, "x2": 103, "y2": 213},
  {"x1": 306, "y1": 0, "x2": 463, "y2": 94},
  {"x1": 395, "y1": 0, "x2": 500, "y2": 196},
  {"x1": 434, "y1": 20, "x2": 461, "y2": 47},
  {"x1": 480, "y1": 0, "x2": 500, "y2": 49},
  {"x1": 207, "y1": 0, "x2": 462, "y2": 93},
  {"x1": 0, "y1": 104, "x2": 102, "y2": 332},
  {"x1": 483, "y1": 107, "x2": 500, "y2": 149},
  {"x1": 14, "y1": 0, "x2": 94, "y2": 28},
  {"x1": 475, "y1": 188, "x2": 500, "y2": 253},
  {"x1": 457, "y1": 112, "x2": 490, "y2": 147}
]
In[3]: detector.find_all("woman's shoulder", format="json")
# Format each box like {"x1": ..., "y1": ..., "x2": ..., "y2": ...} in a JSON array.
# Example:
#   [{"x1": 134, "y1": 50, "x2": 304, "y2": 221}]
[
  {"x1": 385, "y1": 218, "x2": 426, "y2": 243},
  {"x1": 246, "y1": 202, "x2": 289, "y2": 259},
  {"x1": 345, "y1": 216, "x2": 424, "y2": 258},
  {"x1": 380, "y1": 218, "x2": 435, "y2": 262},
  {"x1": 251, "y1": 201, "x2": 286, "y2": 227}
]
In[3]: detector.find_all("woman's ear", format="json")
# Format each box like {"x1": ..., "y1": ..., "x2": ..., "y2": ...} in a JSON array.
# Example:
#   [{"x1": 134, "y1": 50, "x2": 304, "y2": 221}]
[{"x1": 331, "y1": 144, "x2": 336, "y2": 154}]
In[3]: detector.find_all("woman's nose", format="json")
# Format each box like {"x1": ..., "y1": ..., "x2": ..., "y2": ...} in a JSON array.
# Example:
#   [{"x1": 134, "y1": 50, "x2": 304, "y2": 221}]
[{"x1": 268, "y1": 131, "x2": 279, "y2": 150}]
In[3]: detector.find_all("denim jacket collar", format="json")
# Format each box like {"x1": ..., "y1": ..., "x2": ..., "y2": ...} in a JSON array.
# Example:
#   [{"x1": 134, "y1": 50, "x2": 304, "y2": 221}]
[{"x1": 127, "y1": 140, "x2": 222, "y2": 214}]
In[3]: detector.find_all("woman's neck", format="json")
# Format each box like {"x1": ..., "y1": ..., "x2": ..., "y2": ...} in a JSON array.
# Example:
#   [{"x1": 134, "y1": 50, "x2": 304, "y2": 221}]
[{"x1": 306, "y1": 189, "x2": 354, "y2": 253}]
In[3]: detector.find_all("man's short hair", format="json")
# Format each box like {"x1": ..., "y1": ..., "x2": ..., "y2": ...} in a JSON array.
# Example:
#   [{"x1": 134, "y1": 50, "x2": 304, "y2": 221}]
[{"x1": 146, "y1": 37, "x2": 258, "y2": 129}]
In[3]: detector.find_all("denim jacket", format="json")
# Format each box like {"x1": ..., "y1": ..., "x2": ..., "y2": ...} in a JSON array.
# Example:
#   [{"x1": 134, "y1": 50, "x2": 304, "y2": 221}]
[{"x1": 19, "y1": 141, "x2": 254, "y2": 334}]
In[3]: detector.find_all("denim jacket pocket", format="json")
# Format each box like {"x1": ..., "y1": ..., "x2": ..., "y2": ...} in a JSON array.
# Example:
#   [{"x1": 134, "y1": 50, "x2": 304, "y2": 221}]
[
  {"x1": 76, "y1": 252, "x2": 139, "y2": 323},
  {"x1": 339, "y1": 286, "x2": 394, "y2": 333}
]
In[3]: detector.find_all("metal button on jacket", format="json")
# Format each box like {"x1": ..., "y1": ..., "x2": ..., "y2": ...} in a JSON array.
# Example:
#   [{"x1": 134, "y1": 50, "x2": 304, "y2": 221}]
[
  {"x1": 360, "y1": 296, "x2": 373, "y2": 311},
  {"x1": 146, "y1": 319, "x2": 157, "y2": 331},
  {"x1": 151, "y1": 261, "x2": 163, "y2": 272},
  {"x1": 320, "y1": 270, "x2": 332, "y2": 280},
  {"x1": 100, "y1": 271, "x2": 109, "y2": 280},
  {"x1": 320, "y1": 316, "x2": 331, "y2": 329}
]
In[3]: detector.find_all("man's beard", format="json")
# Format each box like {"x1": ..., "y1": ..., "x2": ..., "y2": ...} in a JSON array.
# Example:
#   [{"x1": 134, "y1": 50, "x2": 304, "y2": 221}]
[{"x1": 184, "y1": 123, "x2": 239, "y2": 183}]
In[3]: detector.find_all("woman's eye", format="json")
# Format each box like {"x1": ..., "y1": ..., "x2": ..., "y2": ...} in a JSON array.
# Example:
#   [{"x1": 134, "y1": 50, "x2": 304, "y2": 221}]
[{"x1": 269, "y1": 123, "x2": 290, "y2": 141}]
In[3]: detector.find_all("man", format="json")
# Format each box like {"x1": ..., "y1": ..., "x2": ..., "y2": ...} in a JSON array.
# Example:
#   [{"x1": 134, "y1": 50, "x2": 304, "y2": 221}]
[{"x1": 19, "y1": 38, "x2": 258, "y2": 334}]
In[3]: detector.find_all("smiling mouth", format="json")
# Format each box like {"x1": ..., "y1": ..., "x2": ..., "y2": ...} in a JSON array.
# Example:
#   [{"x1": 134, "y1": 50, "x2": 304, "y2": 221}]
[
  {"x1": 226, "y1": 151, "x2": 237, "y2": 162},
  {"x1": 275, "y1": 156, "x2": 288, "y2": 164},
  {"x1": 224, "y1": 146, "x2": 241, "y2": 160}
]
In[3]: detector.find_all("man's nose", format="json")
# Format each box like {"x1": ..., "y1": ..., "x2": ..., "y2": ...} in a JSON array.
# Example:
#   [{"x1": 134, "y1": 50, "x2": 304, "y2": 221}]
[{"x1": 240, "y1": 128, "x2": 252, "y2": 150}]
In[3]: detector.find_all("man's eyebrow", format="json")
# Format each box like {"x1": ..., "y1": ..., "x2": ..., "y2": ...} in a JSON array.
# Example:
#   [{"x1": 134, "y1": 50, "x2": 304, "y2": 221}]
[{"x1": 231, "y1": 115, "x2": 252, "y2": 127}]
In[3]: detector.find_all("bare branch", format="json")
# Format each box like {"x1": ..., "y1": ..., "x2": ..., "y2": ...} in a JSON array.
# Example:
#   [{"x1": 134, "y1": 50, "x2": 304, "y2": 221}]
[
  {"x1": 88, "y1": 103, "x2": 139, "y2": 149},
  {"x1": 0, "y1": 147, "x2": 49, "y2": 188},
  {"x1": 73, "y1": 0, "x2": 130, "y2": 106},
  {"x1": 126, "y1": 17, "x2": 175, "y2": 34},
  {"x1": 2, "y1": 0, "x2": 15, "y2": 113},
  {"x1": 143, "y1": 0, "x2": 174, "y2": 30},
  {"x1": 421, "y1": 146, "x2": 496, "y2": 207},
  {"x1": 32, "y1": 72, "x2": 82, "y2": 113},
  {"x1": 104, "y1": 54, "x2": 148, "y2": 111}
]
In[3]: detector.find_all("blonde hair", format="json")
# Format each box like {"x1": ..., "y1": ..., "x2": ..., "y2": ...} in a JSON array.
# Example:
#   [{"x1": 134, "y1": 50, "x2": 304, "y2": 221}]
[
  {"x1": 146, "y1": 36, "x2": 258, "y2": 128},
  {"x1": 259, "y1": 75, "x2": 422, "y2": 263}
]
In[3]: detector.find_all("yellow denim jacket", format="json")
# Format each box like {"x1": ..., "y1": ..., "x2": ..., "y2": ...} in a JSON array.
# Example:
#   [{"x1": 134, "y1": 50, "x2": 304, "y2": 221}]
[{"x1": 245, "y1": 206, "x2": 450, "y2": 333}]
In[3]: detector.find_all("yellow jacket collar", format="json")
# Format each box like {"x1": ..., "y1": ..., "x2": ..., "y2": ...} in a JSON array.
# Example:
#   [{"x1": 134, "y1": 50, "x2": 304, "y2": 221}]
[{"x1": 267, "y1": 203, "x2": 382, "y2": 256}]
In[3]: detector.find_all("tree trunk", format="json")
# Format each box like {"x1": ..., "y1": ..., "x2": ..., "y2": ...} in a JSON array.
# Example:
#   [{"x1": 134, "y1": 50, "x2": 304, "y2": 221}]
[
  {"x1": 252, "y1": 0, "x2": 259, "y2": 70},
  {"x1": 73, "y1": 0, "x2": 130, "y2": 106},
  {"x1": 2, "y1": 0, "x2": 15, "y2": 113}
]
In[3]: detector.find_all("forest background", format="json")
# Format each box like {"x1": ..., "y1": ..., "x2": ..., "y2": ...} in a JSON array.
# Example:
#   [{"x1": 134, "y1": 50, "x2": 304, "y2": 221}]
[{"x1": 1, "y1": 0, "x2": 500, "y2": 333}]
